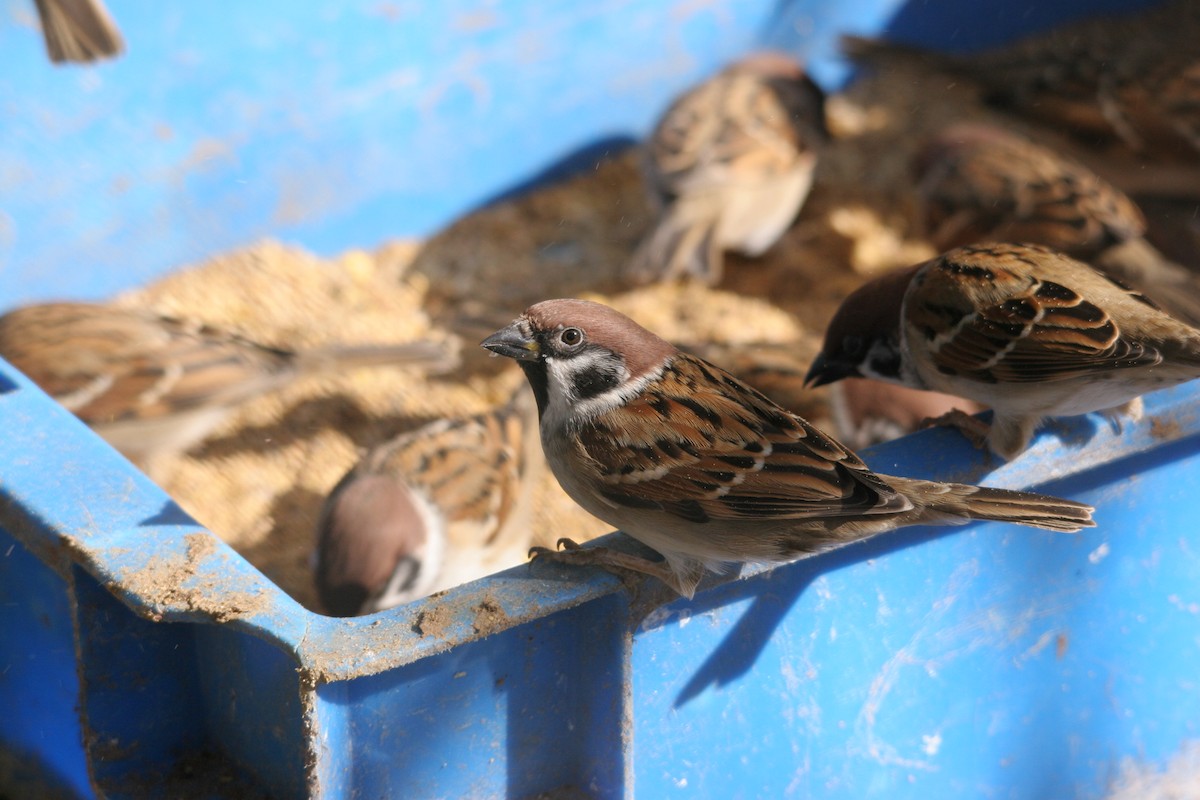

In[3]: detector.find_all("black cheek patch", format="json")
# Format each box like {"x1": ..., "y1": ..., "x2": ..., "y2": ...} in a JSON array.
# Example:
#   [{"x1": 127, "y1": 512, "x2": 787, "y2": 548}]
[{"x1": 571, "y1": 364, "x2": 621, "y2": 400}]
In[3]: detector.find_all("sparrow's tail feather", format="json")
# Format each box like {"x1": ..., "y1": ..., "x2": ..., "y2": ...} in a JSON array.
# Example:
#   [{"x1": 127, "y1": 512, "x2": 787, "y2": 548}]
[
  {"x1": 34, "y1": 0, "x2": 124, "y2": 64},
  {"x1": 626, "y1": 204, "x2": 722, "y2": 286},
  {"x1": 890, "y1": 476, "x2": 1095, "y2": 533},
  {"x1": 293, "y1": 341, "x2": 460, "y2": 377}
]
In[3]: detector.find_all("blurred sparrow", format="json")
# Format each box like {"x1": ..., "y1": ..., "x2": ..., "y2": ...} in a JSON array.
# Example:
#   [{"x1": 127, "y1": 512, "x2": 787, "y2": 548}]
[
  {"x1": 315, "y1": 388, "x2": 541, "y2": 616},
  {"x1": 626, "y1": 52, "x2": 828, "y2": 286},
  {"x1": 807, "y1": 243, "x2": 1200, "y2": 459},
  {"x1": 842, "y1": 0, "x2": 1200, "y2": 159},
  {"x1": 481, "y1": 298, "x2": 1092, "y2": 599},
  {"x1": 827, "y1": 378, "x2": 984, "y2": 450},
  {"x1": 914, "y1": 122, "x2": 1200, "y2": 324},
  {"x1": 33, "y1": 0, "x2": 123, "y2": 64},
  {"x1": 0, "y1": 301, "x2": 458, "y2": 461}
]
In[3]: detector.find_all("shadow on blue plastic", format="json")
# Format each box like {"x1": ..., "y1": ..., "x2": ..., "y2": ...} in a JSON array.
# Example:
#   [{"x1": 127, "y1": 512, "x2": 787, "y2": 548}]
[
  {"x1": 139, "y1": 501, "x2": 200, "y2": 528},
  {"x1": 0, "y1": 361, "x2": 16, "y2": 395}
]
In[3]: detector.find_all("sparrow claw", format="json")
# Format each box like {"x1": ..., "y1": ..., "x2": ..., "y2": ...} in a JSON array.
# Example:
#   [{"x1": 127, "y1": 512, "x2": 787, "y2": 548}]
[
  {"x1": 920, "y1": 408, "x2": 991, "y2": 449},
  {"x1": 527, "y1": 537, "x2": 584, "y2": 560},
  {"x1": 527, "y1": 542, "x2": 680, "y2": 597}
]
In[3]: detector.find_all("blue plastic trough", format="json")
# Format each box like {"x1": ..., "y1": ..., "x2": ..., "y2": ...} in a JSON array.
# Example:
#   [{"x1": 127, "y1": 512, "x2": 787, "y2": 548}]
[{"x1": 1, "y1": 1, "x2": 1190, "y2": 798}]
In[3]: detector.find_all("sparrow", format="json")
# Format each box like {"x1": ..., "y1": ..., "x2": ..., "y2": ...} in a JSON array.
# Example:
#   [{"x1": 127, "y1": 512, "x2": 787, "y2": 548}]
[
  {"x1": 33, "y1": 0, "x2": 123, "y2": 64},
  {"x1": 913, "y1": 122, "x2": 1200, "y2": 325},
  {"x1": 625, "y1": 52, "x2": 828, "y2": 286},
  {"x1": 806, "y1": 243, "x2": 1200, "y2": 459},
  {"x1": 0, "y1": 301, "x2": 458, "y2": 461},
  {"x1": 827, "y1": 378, "x2": 984, "y2": 451},
  {"x1": 842, "y1": 0, "x2": 1200, "y2": 160},
  {"x1": 315, "y1": 388, "x2": 541, "y2": 616},
  {"x1": 481, "y1": 298, "x2": 1093, "y2": 599}
]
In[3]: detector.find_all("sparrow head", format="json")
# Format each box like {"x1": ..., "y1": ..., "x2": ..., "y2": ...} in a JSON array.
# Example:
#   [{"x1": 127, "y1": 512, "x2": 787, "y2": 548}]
[
  {"x1": 806, "y1": 264, "x2": 921, "y2": 388},
  {"x1": 727, "y1": 51, "x2": 829, "y2": 142},
  {"x1": 315, "y1": 471, "x2": 440, "y2": 616},
  {"x1": 480, "y1": 299, "x2": 675, "y2": 422}
]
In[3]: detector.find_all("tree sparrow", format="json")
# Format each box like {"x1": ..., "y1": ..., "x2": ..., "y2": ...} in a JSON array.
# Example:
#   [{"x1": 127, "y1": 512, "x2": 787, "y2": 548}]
[
  {"x1": 0, "y1": 301, "x2": 458, "y2": 461},
  {"x1": 842, "y1": 0, "x2": 1200, "y2": 159},
  {"x1": 626, "y1": 52, "x2": 828, "y2": 286},
  {"x1": 315, "y1": 388, "x2": 541, "y2": 616},
  {"x1": 914, "y1": 122, "x2": 1200, "y2": 325},
  {"x1": 33, "y1": 0, "x2": 123, "y2": 64},
  {"x1": 482, "y1": 298, "x2": 1092, "y2": 599},
  {"x1": 827, "y1": 378, "x2": 984, "y2": 451},
  {"x1": 807, "y1": 243, "x2": 1200, "y2": 459}
]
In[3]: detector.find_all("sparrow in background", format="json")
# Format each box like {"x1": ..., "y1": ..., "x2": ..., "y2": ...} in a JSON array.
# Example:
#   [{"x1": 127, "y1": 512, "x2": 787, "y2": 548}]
[
  {"x1": 681, "y1": 339, "x2": 980, "y2": 447},
  {"x1": 677, "y1": 339, "x2": 820, "y2": 415},
  {"x1": 807, "y1": 243, "x2": 1200, "y2": 459},
  {"x1": 315, "y1": 388, "x2": 541, "y2": 616},
  {"x1": 827, "y1": 378, "x2": 984, "y2": 451},
  {"x1": 914, "y1": 122, "x2": 1200, "y2": 325},
  {"x1": 33, "y1": 0, "x2": 123, "y2": 64},
  {"x1": 482, "y1": 298, "x2": 1092, "y2": 599},
  {"x1": 626, "y1": 52, "x2": 828, "y2": 286},
  {"x1": 842, "y1": 0, "x2": 1200, "y2": 160},
  {"x1": 0, "y1": 302, "x2": 458, "y2": 462}
]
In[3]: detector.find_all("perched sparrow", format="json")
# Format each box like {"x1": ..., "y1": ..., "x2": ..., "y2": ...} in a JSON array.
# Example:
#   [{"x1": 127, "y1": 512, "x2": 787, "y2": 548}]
[
  {"x1": 33, "y1": 0, "x2": 123, "y2": 64},
  {"x1": 626, "y1": 52, "x2": 828, "y2": 286},
  {"x1": 481, "y1": 298, "x2": 1092, "y2": 599},
  {"x1": 315, "y1": 389, "x2": 541, "y2": 616},
  {"x1": 914, "y1": 122, "x2": 1200, "y2": 325},
  {"x1": 842, "y1": 0, "x2": 1200, "y2": 159},
  {"x1": 0, "y1": 302, "x2": 457, "y2": 461},
  {"x1": 807, "y1": 243, "x2": 1200, "y2": 459},
  {"x1": 827, "y1": 378, "x2": 984, "y2": 451}
]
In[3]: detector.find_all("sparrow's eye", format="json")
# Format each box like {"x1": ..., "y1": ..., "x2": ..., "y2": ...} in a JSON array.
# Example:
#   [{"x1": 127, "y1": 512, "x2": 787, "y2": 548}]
[
  {"x1": 842, "y1": 335, "x2": 864, "y2": 357},
  {"x1": 558, "y1": 327, "x2": 584, "y2": 348}
]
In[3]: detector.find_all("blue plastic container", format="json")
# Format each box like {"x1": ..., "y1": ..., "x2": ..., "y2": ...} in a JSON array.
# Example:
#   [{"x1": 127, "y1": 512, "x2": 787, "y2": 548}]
[{"x1": 1, "y1": 1, "x2": 1191, "y2": 798}]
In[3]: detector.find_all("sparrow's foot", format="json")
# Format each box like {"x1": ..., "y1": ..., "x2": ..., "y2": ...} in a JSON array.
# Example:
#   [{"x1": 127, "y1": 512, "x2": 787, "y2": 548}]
[
  {"x1": 528, "y1": 539, "x2": 679, "y2": 595},
  {"x1": 920, "y1": 408, "x2": 990, "y2": 449},
  {"x1": 1100, "y1": 396, "x2": 1144, "y2": 432}
]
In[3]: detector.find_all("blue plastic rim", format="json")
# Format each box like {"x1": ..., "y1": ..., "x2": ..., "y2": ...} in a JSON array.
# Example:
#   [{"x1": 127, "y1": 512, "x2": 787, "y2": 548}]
[
  {"x1": 1, "y1": 0, "x2": 1189, "y2": 798},
  {"x1": 4, "y1": 355, "x2": 1200, "y2": 798}
]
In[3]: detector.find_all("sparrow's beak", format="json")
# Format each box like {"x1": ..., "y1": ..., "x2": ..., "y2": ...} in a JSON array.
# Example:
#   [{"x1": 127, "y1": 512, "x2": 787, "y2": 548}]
[
  {"x1": 804, "y1": 352, "x2": 860, "y2": 387},
  {"x1": 481, "y1": 323, "x2": 540, "y2": 362}
]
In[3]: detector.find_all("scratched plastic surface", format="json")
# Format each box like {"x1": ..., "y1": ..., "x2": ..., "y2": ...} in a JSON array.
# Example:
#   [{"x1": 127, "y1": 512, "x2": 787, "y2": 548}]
[{"x1": 1, "y1": 0, "x2": 1190, "y2": 798}]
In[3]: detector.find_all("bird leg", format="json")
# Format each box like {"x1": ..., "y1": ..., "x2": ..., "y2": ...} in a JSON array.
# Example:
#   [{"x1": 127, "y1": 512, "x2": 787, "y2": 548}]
[
  {"x1": 528, "y1": 538, "x2": 680, "y2": 595},
  {"x1": 1099, "y1": 396, "x2": 1144, "y2": 433},
  {"x1": 919, "y1": 408, "x2": 991, "y2": 449}
]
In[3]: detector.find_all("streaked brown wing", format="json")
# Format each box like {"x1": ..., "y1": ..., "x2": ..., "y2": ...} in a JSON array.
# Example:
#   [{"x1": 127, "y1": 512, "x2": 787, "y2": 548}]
[
  {"x1": 0, "y1": 303, "x2": 291, "y2": 423},
  {"x1": 573, "y1": 354, "x2": 912, "y2": 523},
  {"x1": 910, "y1": 246, "x2": 1164, "y2": 383},
  {"x1": 919, "y1": 130, "x2": 1145, "y2": 254}
]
